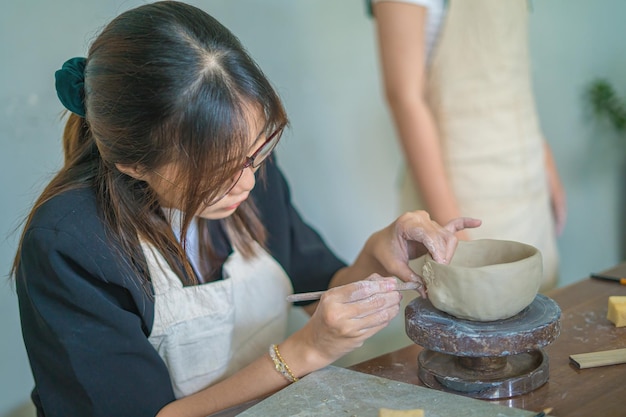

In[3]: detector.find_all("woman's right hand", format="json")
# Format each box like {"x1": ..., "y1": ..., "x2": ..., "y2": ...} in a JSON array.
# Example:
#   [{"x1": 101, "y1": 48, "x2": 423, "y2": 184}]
[{"x1": 286, "y1": 275, "x2": 403, "y2": 373}]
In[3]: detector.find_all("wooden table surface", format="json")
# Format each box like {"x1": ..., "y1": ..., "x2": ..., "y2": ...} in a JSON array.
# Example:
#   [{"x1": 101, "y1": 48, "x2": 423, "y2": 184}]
[{"x1": 349, "y1": 263, "x2": 626, "y2": 417}]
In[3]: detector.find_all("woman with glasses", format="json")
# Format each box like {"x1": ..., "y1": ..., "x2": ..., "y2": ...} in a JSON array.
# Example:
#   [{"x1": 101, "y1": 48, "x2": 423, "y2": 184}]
[{"x1": 12, "y1": 2, "x2": 479, "y2": 416}]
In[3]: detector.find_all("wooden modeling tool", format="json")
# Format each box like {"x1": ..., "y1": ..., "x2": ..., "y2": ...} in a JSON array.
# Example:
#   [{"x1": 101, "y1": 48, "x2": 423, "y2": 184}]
[
  {"x1": 569, "y1": 348, "x2": 626, "y2": 369},
  {"x1": 286, "y1": 281, "x2": 420, "y2": 303}
]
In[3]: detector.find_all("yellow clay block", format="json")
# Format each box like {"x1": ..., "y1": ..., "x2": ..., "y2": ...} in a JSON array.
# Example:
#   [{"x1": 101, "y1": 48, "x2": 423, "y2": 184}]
[
  {"x1": 378, "y1": 408, "x2": 424, "y2": 417},
  {"x1": 607, "y1": 296, "x2": 626, "y2": 327}
]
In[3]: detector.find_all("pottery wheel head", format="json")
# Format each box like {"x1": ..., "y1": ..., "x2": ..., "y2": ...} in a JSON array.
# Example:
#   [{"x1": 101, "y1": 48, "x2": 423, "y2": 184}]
[{"x1": 412, "y1": 239, "x2": 543, "y2": 321}]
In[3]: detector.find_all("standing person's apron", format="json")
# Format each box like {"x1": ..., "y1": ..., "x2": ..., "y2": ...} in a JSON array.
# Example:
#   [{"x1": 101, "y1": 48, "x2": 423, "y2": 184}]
[
  {"x1": 401, "y1": 0, "x2": 558, "y2": 290},
  {"x1": 142, "y1": 240, "x2": 293, "y2": 398}
]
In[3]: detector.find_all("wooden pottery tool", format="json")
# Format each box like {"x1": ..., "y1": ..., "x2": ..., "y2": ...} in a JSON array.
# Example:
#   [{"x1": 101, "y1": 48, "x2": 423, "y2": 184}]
[
  {"x1": 569, "y1": 347, "x2": 626, "y2": 369},
  {"x1": 286, "y1": 281, "x2": 420, "y2": 303}
]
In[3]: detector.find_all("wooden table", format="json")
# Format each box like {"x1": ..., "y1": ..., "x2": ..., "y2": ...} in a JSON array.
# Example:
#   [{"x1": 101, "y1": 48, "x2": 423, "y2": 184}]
[{"x1": 350, "y1": 263, "x2": 626, "y2": 417}]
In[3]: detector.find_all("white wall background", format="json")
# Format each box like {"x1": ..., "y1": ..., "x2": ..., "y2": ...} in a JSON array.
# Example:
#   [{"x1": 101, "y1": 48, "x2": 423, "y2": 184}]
[{"x1": 1, "y1": 0, "x2": 625, "y2": 414}]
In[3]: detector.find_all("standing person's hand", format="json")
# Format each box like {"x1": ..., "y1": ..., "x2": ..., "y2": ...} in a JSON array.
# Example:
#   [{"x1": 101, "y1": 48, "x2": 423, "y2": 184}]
[
  {"x1": 544, "y1": 141, "x2": 567, "y2": 236},
  {"x1": 549, "y1": 173, "x2": 567, "y2": 236}
]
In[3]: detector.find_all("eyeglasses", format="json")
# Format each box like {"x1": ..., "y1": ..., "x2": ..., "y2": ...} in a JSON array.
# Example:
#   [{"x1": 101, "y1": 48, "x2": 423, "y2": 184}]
[
  {"x1": 153, "y1": 126, "x2": 283, "y2": 206},
  {"x1": 209, "y1": 126, "x2": 283, "y2": 205}
]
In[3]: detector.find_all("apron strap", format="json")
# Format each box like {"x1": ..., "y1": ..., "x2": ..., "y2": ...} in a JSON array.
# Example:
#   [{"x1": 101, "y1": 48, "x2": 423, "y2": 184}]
[{"x1": 140, "y1": 240, "x2": 184, "y2": 294}]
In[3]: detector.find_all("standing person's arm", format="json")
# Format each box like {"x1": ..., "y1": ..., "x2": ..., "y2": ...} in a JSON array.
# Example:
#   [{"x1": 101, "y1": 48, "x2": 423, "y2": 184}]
[
  {"x1": 543, "y1": 140, "x2": 567, "y2": 235},
  {"x1": 373, "y1": 2, "x2": 469, "y2": 239}
]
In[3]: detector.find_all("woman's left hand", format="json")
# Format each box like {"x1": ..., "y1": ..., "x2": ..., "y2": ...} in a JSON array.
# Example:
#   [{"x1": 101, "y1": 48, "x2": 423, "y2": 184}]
[{"x1": 362, "y1": 211, "x2": 481, "y2": 297}]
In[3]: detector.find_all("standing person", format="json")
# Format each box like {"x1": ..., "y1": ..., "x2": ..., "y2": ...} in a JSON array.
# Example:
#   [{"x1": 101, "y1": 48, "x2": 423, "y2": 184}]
[
  {"x1": 12, "y1": 2, "x2": 481, "y2": 416},
  {"x1": 371, "y1": 0, "x2": 566, "y2": 291}
]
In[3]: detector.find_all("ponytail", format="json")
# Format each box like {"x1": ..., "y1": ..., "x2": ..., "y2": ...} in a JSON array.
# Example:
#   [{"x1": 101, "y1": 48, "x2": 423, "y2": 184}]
[{"x1": 62, "y1": 112, "x2": 98, "y2": 167}]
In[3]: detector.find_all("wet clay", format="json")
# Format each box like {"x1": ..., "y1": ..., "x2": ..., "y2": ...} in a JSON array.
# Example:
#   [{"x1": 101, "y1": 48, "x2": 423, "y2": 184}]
[{"x1": 413, "y1": 239, "x2": 542, "y2": 321}]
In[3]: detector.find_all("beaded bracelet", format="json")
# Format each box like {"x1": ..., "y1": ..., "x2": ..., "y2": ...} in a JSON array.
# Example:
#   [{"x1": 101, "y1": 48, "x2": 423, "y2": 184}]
[{"x1": 269, "y1": 344, "x2": 299, "y2": 383}]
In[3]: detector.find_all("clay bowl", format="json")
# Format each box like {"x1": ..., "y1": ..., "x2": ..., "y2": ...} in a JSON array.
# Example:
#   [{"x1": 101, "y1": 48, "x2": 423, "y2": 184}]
[{"x1": 414, "y1": 239, "x2": 542, "y2": 322}]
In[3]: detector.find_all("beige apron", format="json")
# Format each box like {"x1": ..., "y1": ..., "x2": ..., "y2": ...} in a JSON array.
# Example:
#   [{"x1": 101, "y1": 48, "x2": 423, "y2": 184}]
[
  {"x1": 401, "y1": 0, "x2": 558, "y2": 290},
  {"x1": 142, "y1": 241, "x2": 293, "y2": 398}
]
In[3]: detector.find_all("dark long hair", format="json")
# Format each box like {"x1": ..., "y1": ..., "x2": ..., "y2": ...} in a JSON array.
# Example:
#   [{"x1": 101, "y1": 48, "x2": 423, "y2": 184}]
[{"x1": 12, "y1": 1, "x2": 288, "y2": 286}]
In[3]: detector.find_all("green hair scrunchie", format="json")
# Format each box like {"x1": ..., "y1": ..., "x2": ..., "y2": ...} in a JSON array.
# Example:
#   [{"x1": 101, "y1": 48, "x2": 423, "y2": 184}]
[{"x1": 55, "y1": 57, "x2": 87, "y2": 117}]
